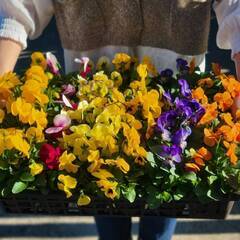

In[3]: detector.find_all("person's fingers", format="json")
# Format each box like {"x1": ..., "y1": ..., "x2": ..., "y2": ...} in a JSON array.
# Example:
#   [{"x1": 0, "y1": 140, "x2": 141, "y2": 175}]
[
  {"x1": 232, "y1": 95, "x2": 240, "y2": 118},
  {"x1": 233, "y1": 52, "x2": 240, "y2": 81},
  {"x1": 235, "y1": 61, "x2": 240, "y2": 81}
]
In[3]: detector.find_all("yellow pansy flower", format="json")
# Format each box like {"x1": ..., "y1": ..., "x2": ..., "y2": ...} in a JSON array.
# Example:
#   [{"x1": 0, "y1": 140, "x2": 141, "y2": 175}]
[
  {"x1": 0, "y1": 72, "x2": 20, "y2": 100},
  {"x1": 97, "y1": 179, "x2": 118, "y2": 199},
  {"x1": 70, "y1": 124, "x2": 91, "y2": 137},
  {"x1": 116, "y1": 158, "x2": 130, "y2": 173},
  {"x1": 105, "y1": 157, "x2": 130, "y2": 174},
  {"x1": 22, "y1": 80, "x2": 49, "y2": 105},
  {"x1": 0, "y1": 130, "x2": 5, "y2": 154},
  {"x1": 26, "y1": 126, "x2": 45, "y2": 142},
  {"x1": 111, "y1": 71, "x2": 123, "y2": 87},
  {"x1": 31, "y1": 52, "x2": 47, "y2": 70},
  {"x1": 112, "y1": 53, "x2": 131, "y2": 71},
  {"x1": 137, "y1": 64, "x2": 148, "y2": 80},
  {"x1": 59, "y1": 151, "x2": 79, "y2": 173},
  {"x1": 57, "y1": 174, "x2": 77, "y2": 198},
  {"x1": 25, "y1": 66, "x2": 49, "y2": 87},
  {"x1": 96, "y1": 56, "x2": 110, "y2": 71},
  {"x1": 34, "y1": 109, "x2": 48, "y2": 128},
  {"x1": 87, "y1": 150, "x2": 100, "y2": 162},
  {"x1": 29, "y1": 162, "x2": 43, "y2": 176},
  {"x1": 140, "y1": 90, "x2": 161, "y2": 119},
  {"x1": 92, "y1": 169, "x2": 114, "y2": 180},
  {"x1": 142, "y1": 56, "x2": 158, "y2": 77},
  {"x1": 0, "y1": 109, "x2": 5, "y2": 123},
  {"x1": 77, "y1": 194, "x2": 91, "y2": 206},
  {"x1": 4, "y1": 129, "x2": 30, "y2": 157},
  {"x1": 87, "y1": 158, "x2": 103, "y2": 173}
]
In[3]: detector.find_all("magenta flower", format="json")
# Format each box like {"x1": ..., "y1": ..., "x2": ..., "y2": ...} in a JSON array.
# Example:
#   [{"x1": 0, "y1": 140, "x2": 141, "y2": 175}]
[
  {"x1": 62, "y1": 84, "x2": 76, "y2": 97},
  {"x1": 75, "y1": 57, "x2": 89, "y2": 72},
  {"x1": 46, "y1": 52, "x2": 60, "y2": 75},
  {"x1": 62, "y1": 94, "x2": 74, "y2": 109},
  {"x1": 45, "y1": 114, "x2": 71, "y2": 134}
]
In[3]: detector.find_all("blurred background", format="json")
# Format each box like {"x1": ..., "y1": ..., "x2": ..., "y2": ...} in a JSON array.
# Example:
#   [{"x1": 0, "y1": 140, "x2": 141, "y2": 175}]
[{"x1": 0, "y1": 12, "x2": 239, "y2": 240}]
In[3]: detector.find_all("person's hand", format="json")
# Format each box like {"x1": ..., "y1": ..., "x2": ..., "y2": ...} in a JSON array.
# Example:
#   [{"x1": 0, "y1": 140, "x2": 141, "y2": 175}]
[
  {"x1": 0, "y1": 38, "x2": 22, "y2": 76},
  {"x1": 232, "y1": 52, "x2": 240, "y2": 117},
  {"x1": 234, "y1": 52, "x2": 240, "y2": 81}
]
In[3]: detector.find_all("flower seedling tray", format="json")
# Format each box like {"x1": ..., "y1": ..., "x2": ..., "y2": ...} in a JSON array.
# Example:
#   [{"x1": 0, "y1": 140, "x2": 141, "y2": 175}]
[{"x1": 0, "y1": 192, "x2": 238, "y2": 219}]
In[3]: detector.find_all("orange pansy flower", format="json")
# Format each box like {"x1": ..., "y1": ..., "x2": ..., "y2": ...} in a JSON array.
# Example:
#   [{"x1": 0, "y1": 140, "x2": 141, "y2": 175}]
[
  {"x1": 212, "y1": 63, "x2": 221, "y2": 76},
  {"x1": 224, "y1": 142, "x2": 238, "y2": 165},
  {"x1": 203, "y1": 128, "x2": 219, "y2": 147},
  {"x1": 194, "y1": 147, "x2": 212, "y2": 166},
  {"x1": 198, "y1": 78, "x2": 214, "y2": 88},
  {"x1": 192, "y1": 87, "x2": 208, "y2": 104},
  {"x1": 189, "y1": 58, "x2": 196, "y2": 74},
  {"x1": 217, "y1": 125, "x2": 234, "y2": 142},
  {"x1": 198, "y1": 102, "x2": 218, "y2": 126},
  {"x1": 220, "y1": 113, "x2": 234, "y2": 127},
  {"x1": 185, "y1": 163, "x2": 200, "y2": 173},
  {"x1": 214, "y1": 91, "x2": 233, "y2": 112},
  {"x1": 220, "y1": 75, "x2": 240, "y2": 98}
]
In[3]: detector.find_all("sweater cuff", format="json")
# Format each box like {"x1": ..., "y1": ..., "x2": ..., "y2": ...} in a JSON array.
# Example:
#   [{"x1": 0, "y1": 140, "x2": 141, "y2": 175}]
[{"x1": 0, "y1": 18, "x2": 27, "y2": 49}]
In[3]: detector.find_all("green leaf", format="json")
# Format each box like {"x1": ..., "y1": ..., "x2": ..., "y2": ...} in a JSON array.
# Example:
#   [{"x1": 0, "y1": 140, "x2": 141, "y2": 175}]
[
  {"x1": 208, "y1": 175, "x2": 218, "y2": 185},
  {"x1": 0, "y1": 171, "x2": 7, "y2": 182},
  {"x1": 122, "y1": 184, "x2": 136, "y2": 203},
  {"x1": 195, "y1": 182, "x2": 208, "y2": 200},
  {"x1": 146, "y1": 152, "x2": 157, "y2": 168},
  {"x1": 20, "y1": 172, "x2": 35, "y2": 182},
  {"x1": 12, "y1": 181, "x2": 28, "y2": 194},
  {"x1": 162, "y1": 191, "x2": 172, "y2": 202},
  {"x1": 205, "y1": 166, "x2": 215, "y2": 175},
  {"x1": 0, "y1": 160, "x2": 8, "y2": 170},
  {"x1": 173, "y1": 193, "x2": 184, "y2": 201},
  {"x1": 35, "y1": 174, "x2": 47, "y2": 187},
  {"x1": 221, "y1": 170, "x2": 228, "y2": 179},
  {"x1": 207, "y1": 189, "x2": 219, "y2": 201},
  {"x1": 184, "y1": 172, "x2": 197, "y2": 183}
]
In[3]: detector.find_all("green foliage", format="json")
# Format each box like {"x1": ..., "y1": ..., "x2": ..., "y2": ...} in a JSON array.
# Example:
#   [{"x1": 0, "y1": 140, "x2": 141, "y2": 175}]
[{"x1": 12, "y1": 182, "x2": 28, "y2": 194}]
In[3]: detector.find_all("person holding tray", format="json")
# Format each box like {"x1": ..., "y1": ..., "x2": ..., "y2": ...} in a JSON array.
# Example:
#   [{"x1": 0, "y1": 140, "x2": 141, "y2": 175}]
[{"x1": 0, "y1": 1, "x2": 240, "y2": 240}]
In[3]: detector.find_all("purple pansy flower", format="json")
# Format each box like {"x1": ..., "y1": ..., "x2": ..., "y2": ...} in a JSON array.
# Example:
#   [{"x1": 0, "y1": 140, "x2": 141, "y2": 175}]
[
  {"x1": 160, "y1": 69, "x2": 173, "y2": 78},
  {"x1": 155, "y1": 76, "x2": 205, "y2": 167},
  {"x1": 172, "y1": 126, "x2": 192, "y2": 150},
  {"x1": 178, "y1": 79, "x2": 191, "y2": 98},
  {"x1": 176, "y1": 58, "x2": 189, "y2": 71},
  {"x1": 160, "y1": 145, "x2": 182, "y2": 166},
  {"x1": 157, "y1": 110, "x2": 178, "y2": 132},
  {"x1": 163, "y1": 91, "x2": 173, "y2": 104}
]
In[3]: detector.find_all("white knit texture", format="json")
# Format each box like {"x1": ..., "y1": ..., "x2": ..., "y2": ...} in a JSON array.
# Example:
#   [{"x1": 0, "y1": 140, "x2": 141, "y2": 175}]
[{"x1": 0, "y1": 18, "x2": 27, "y2": 49}]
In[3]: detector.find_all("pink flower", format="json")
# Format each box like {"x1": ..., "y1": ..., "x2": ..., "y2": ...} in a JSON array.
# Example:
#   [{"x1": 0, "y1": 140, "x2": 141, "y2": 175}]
[
  {"x1": 46, "y1": 52, "x2": 60, "y2": 75},
  {"x1": 62, "y1": 84, "x2": 76, "y2": 97},
  {"x1": 75, "y1": 57, "x2": 89, "y2": 72},
  {"x1": 62, "y1": 94, "x2": 74, "y2": 109},
  {"x1": 75, "y1": 57, "x2": 91, "y2": 78},
  {"x1": 45, "y1": 114, "x2": 71, "y2": 134}
]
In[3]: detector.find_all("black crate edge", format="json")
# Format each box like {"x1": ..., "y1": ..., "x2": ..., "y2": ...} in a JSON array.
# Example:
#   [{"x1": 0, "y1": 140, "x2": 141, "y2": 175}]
[{"x1": 0, "y1": 192, "x2": 239, "y2": 219}]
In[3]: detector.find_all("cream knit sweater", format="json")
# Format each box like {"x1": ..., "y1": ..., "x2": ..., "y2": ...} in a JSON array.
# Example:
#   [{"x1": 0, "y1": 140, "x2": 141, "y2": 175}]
[{"x1": 0, "y1": 0, "x2": 240, "y2": 73}]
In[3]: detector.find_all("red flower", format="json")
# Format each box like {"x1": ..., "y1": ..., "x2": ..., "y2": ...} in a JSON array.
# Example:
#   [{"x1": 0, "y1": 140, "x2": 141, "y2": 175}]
[
  {"x1": 39, "y1": 143, "x2": 62, "y2": 170},
  {"x1": 80, "y1": 66, "x2": 91, "y2": 78}
]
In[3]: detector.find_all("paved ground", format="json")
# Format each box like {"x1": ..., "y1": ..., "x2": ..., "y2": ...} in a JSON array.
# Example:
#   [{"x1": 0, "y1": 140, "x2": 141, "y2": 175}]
[
  {"x1": 0, "y1": 203, "x2": 239, "y2": 240},
  {"x1": 2, "y1": 13, "x2": 239, "y2": 240}
]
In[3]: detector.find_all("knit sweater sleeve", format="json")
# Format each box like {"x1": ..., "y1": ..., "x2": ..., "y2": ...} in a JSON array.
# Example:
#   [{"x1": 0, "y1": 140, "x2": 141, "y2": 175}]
[
  {"x1": 0, "y1": 0, "x2": 54, "y2": 49},
  {"x1": 214, "y1": 0, "x2": 240, "y2": 58}
]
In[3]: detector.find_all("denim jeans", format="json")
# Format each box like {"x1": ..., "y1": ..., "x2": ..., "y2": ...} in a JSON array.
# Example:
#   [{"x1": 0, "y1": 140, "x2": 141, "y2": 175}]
[{"x1": 95, "y1": 216, "x2": 177, "y2": 240}]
